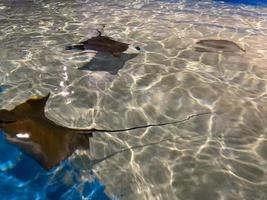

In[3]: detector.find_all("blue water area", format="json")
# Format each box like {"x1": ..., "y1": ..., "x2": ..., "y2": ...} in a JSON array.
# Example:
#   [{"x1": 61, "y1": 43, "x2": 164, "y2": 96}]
[
  {"x1": 158, "y1": 0, "x2": 267, "y2": 6},
  {"x1": 0, "y1": 86, "x2": 6, "y2": 93},
  {"x1": 213, "y1": 0, "x2": 267, "y2": 6},
  {"x1": 0, "y1": 131, "x2": 111, "y2": 200}
]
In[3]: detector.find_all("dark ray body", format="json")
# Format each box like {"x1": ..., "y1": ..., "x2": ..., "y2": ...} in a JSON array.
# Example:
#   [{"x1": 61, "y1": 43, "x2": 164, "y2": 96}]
[
  {"x1": 79, "y1": 52, "x2": 138, "y2": 75},
  {"x1": 0, "y1": 94, "x2": 92, "y2": 170},
  {"x1": 195, "y1": 39, "x2": 245, "y2": 53},
  {"x1": 65, "y1": 31, "x2": 130, "y2": 57}
]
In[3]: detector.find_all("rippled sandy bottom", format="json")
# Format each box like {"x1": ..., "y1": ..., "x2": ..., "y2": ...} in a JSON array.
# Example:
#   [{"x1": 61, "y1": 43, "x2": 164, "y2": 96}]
[{"x1": 0, "y1": 0, "x2": 267, "y2": 199}]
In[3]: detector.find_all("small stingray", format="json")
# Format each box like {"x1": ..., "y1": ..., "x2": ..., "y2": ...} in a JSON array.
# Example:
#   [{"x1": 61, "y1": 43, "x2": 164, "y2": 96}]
[
  {"x1": 66, "y1": 30, "x2": 140, "y2": 57},
  {"x1": 0, "y1": 94, "x2": 92, "y2": 170},
  {"x1": 195, "y1": 39, "x2": 245, "y2": 53},
  {"x1": 78, "y1": 52, "x2": 138, "y2": 75}
]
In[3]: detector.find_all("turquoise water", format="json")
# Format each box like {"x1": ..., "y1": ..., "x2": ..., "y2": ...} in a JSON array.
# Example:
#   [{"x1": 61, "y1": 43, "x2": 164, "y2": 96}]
[
  {"x1": 0, "y1": 131, "x2": 111, "y2": 199},
  {"x1": 0, "y1": 0, "x2": 267, "y2": 199},
  {"x1": 215, "y1": 0, "x2": 267, "y2": 6}
]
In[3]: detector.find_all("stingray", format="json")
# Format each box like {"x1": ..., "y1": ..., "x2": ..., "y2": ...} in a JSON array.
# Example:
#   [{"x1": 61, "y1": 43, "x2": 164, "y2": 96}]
[
  {"x1": 65, "y1": 30, "x2": 140, "y2": 57},
  {"x1": 0, "y1": 94, "x2": 92, "y2": 170},
  {"x1": 195, "y1": 39, "x2": 245, "y2": 53},
  {"x1": 78, "y1": 52, "x2": 138, "y2": 75},
  {"x1": 0, "y1": 93, "x2": 212, "y2": 170}
]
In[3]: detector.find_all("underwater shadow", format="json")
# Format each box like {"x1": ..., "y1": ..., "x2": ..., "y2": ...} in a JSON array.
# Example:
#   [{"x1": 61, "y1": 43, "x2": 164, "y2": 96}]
[{"x1": 78, "y1": 52, "x2": 138, "y2": 75}]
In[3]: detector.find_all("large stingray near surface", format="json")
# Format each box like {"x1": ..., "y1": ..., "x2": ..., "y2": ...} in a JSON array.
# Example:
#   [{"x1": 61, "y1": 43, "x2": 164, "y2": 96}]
[
  {"x1": 65, "y1": 31, "x2": 138, "y2": 57},
  {"x1": 195, "y1": 39, "x2": 245, "y2": 53},
  {"x1": 0, "y1": 94, "x2": 92, "y2": 170},
  {"x1": 0, "y1": 94, "x2": 205, "y2": 170}
]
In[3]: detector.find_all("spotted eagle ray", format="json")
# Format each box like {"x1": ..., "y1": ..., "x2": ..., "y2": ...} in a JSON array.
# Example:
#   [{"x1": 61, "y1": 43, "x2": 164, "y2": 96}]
[
  {"x1": 195, "y1": 39, "x2": 245, "y2": 53},
  {"x1": 0, "y1": 94, "x2": 211, "y2": 170},
  {"x1": 65, "y1": 30, "x2": 140, "y2": 57}
]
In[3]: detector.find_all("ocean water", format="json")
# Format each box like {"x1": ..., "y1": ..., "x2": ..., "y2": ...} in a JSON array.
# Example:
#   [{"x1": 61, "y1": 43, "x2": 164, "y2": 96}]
[{"x1": 0, "y1": 0, "x2": 267, "y2": 199}]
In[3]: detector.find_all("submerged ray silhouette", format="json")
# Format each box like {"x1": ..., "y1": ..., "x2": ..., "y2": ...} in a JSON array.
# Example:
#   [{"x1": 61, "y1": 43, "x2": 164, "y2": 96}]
[
  {"x1": 195, "y1": 39, "x2": 245, "y2": 53},
  {"x1": 79, "y1": 52, "x2": 138, "y2": 75}
]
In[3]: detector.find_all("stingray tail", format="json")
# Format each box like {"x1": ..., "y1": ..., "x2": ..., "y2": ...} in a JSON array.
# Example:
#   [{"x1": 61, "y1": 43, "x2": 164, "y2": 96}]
[
  {"x1": 78, "y1": 112, "x2": 213, "y2": 135},
  {"x1": 65, "y1": 44, "x2": 85, "y2": 51}
]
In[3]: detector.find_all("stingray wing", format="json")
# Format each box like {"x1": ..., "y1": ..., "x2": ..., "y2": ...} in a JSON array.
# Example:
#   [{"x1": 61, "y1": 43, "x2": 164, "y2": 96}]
[
  {"x1": 2, "y1": 119, "x2": 89, "y2": 170},
  {"x1": 82, "y1": 36, "x2": 129, "y2": 54},
  {"x1": 0, "y1": 94, "x2": 91, "y2": 169},
  {"x1": 4, "y1": 94, "x2": 50, "y2": 120},
  {"x1": 0, "y1": 110, "x2": 17, "y2": 123},
  {"x1": 0, "y1": 94, "x2": 50, "y2": 125}
]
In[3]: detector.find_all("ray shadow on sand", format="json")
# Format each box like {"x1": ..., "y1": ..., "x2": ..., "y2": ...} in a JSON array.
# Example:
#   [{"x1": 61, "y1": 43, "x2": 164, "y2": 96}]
[{"x1": 78, "y1": 52, "x2": 138, "y2": 75}]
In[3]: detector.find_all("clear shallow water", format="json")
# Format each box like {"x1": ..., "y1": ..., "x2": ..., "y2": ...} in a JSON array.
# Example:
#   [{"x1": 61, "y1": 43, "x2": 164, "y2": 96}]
[{"x1": 0, "y1": 0, "x2": 267, "y2": 199}]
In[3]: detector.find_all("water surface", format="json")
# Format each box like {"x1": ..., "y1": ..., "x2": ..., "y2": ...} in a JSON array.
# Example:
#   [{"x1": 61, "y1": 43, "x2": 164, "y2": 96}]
[{"x1": 0, "y1": 0, "x2": 267, "y2": 199}]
